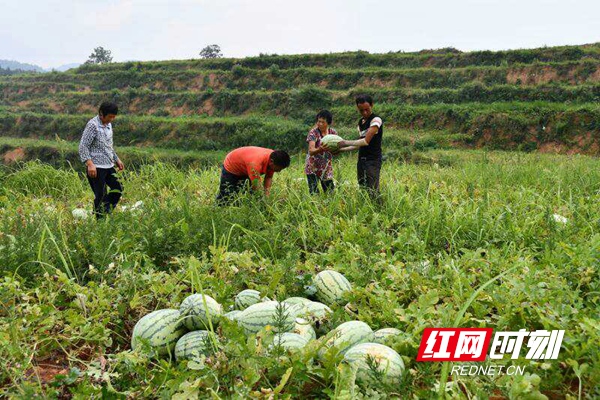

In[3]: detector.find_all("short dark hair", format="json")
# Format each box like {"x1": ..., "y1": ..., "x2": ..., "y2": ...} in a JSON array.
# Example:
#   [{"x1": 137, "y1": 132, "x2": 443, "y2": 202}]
[
  {"x1": 270, "y1": 150, "x2": 291, "y2": 168},
  {"x1": 355, "y1": 94, "x2": 373, "y2": 106},
  {"x1": 316, "y1": 109, "x2": 333, "y2": 124},
  {"x1": 99, "y1": 101, "x2": 119, "y2": 116}
]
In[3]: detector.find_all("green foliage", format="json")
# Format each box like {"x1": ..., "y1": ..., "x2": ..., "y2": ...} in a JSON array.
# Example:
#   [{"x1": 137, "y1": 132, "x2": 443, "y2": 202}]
[
  {"x1": 199, "y1": 44, "x2": 222, "y2": 59},
  {"x1": 85, "y1": 46, "x2": 113, "y2": 65},
  {"x1": 2, "y1": 41, "x2": 600, "y2": 398},
  {"x1": 0, "y1": 151, "x2": 599, "y2": 397}
]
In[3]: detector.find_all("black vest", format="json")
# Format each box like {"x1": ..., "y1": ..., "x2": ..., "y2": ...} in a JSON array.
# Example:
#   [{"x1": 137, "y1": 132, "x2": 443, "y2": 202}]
[{"x1": 358, "y1": 113, "x2": 383, "y2": 160}]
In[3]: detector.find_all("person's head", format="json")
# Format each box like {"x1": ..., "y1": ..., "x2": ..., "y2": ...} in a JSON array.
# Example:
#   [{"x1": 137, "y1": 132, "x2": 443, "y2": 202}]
[
  {"x1": 355, "y1": 94, "x2": 373, "y2": 119},
  {"x1": 269, "y1": 150, "x2": 291, "y2": 172},
  {"x1": 99, "y1": 101, "x2": 119, "y2": 124},
  {"x1": 316, "y1": 109, "x2": 333, "y2": 131}
]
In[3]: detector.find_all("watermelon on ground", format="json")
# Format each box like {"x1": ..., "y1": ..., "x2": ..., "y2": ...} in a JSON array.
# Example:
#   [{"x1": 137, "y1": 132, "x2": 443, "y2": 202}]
[
  {"x1": 236, "y1": 301, "x2": 298, "y2": 334},
  {"x1": 319, "y1": 320, "x2": 373, "y2": 356},
  {"x1": 179, "y1": 294, "x2": 223, "y2": 330},
  {"x1": 343, "y1": 343, "x2": 405, "y2": 386},
  {"x1": 131, "y1": 309, "x2": 187, "y2": 357},
  {"x1": 313, "y1": 270, "x2": 352, "y2": 305},
  {"x1": 175, "y1": 330, "x2": 214, "y2": 361}
]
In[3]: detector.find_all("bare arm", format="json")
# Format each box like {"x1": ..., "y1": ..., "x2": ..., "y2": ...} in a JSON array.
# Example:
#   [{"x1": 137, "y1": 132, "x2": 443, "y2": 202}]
[
  {"x1": 263, "y1": 176, "x2": 273, "y2": 196},
  {"x1": 247, "y1": 164, "x2": 263, "y2": 192},
  {"x1": 308, "y1": 140, "x2": 324, "y2": 156},
  {"x1": 340, "y1": 126, "x2": 379, "y2": 148},
  {"x1": 339, "y1": 145, "x2": 359, "y2": 152}
]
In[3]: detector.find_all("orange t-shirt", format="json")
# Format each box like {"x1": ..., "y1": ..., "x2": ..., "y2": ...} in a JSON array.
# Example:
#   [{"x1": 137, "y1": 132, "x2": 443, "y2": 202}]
[{"x1": 224, "y1": 147, "x2": 274, "y2": 181}]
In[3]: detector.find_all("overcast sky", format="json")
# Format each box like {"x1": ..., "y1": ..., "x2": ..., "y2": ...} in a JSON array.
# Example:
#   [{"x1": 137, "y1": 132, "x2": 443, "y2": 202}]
[{"x1": 2, "y1": 0, "x2": 599, "y2": 69}]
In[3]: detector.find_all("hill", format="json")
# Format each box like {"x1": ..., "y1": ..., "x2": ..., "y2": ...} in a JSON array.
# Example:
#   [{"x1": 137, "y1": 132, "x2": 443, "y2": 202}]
[
  {"x1": 0, "y1": 59, "x2": 44, "y2": 72},
  {"x1": 1, "y1": 43, "x2": 600, "y2": 165}
]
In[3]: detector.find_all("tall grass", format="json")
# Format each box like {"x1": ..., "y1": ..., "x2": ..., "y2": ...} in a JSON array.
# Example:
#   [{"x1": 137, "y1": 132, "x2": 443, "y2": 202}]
[{"x1": 0, "y1": 150, "x2": 598, "y2": 396}]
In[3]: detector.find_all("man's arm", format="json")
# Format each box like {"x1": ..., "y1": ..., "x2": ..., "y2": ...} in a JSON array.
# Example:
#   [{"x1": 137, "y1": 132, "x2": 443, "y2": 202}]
[
  {"x1": 339, "y1": 145, "x2": 359, "y2": 152},
  {"x1": 263, "y1": 175, "x2": 273, "y2": 196},
  {"x1": 247, "y1": 164, "x2": 263, "y2": 192},
  {"x1": 340, "y1": 126, "x2": 379, "y2": 148}
]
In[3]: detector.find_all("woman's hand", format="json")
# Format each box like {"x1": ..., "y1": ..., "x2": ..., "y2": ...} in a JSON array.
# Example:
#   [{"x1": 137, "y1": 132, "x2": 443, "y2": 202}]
[{"x1": 86, "y1": 160, "x2": 97, "y2": 178}]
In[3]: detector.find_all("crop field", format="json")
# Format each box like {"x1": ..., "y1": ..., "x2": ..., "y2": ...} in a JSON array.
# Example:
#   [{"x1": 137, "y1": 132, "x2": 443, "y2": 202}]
[
  {"x1": 1, "y1": 44, "x2": 599, "y2": 398},
  {"x1": 1, "y1": 151, "x2": 599, "y2": 398}
]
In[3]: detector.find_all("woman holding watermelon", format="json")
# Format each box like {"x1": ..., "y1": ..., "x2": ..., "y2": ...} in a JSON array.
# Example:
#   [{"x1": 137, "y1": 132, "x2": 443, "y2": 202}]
[{"x1": 305, "y1": 110, "x2": 355, "y2": 194}]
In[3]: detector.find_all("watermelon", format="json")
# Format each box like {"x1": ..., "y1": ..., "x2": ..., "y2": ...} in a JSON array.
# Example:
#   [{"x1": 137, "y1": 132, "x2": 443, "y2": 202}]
[
  {"x1": 272, "y1": 332, "x2": 309, "y2": 352},
  {"x1": 293, "y1": 301, "x2": 332, "y2": 324},
  {"x1": 236, "y1": 301, "x2": 297, "y2": 334},
  {"x1": 321, "y1": 134, "x2": 345, "y2": 151},
  {"x1": 175, "y1": 330, "x2": 213, "y2": 361},
  {"x1": 71, "y1": 208, "x2": 90, "y2": 220},
  {"x1": 179, "y1": 294, "x2": 223, "y2": 330},
  {"x1": 373, "y1": 328, "x2": 402, "y2": 344},
  {"x1": 223, "y1": 310, "x2": 242, "y2": 321},
  {"x1": 320, "y1": 320, "x2": 373, "y2": 355},
  {"x1": 343, "y1": 343, "x2": 405, "y2": 385},
  {"x1": 292, "y1": 318, "x2": 317, "y2": 341},
  {"x1": 131, "y1": 309, "x2": 187, "y2": 357},
  {"x1": 313, "y1": 270, "x2": 352, "y2": 305},
  {"x1": 234, "y1": 289, "x2": 270, "y2": 310},
  {"x1": 282, "y1": 297, "x2": 312, "y2": 306}
]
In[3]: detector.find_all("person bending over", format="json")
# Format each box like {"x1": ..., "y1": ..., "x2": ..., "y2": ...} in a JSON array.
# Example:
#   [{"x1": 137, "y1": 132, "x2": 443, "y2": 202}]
[{"x1": 216, "y1": 146, "x2": 290, "y2": 205}]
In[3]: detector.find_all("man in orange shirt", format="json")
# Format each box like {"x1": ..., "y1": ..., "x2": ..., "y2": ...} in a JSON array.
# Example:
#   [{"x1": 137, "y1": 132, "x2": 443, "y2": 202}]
[{"x1": 216, "y1": 146, "x2": 291, "y2": 205}]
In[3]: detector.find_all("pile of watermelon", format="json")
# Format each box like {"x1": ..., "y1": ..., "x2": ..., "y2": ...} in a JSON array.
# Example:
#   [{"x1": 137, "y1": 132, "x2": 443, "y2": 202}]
[{"x1": 131, "y1": 269, "x2": 405, "y2": 387}]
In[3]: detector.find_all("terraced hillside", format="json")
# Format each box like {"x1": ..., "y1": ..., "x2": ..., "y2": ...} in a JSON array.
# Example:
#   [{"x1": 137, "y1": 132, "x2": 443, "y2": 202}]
[{"x1": 1, "y1": 43, "x2": 600, "y2": 165}]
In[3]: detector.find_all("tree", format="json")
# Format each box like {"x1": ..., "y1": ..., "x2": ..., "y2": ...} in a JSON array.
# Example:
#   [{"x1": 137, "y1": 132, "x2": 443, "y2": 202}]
[
  {"x1": 85, "y1": 46, "x2": 113, "y2": 65},
  {"x1": 199, "y1": 44, "x2": 222, "y2": 59}
]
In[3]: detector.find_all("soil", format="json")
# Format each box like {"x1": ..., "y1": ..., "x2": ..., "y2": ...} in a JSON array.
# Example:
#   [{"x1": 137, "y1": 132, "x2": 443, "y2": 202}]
[
  {"x1": 591, "y1": 66, "x2": 600, "y2": 82},
  {"x1": 25, "y1": 364, "x2": 68, "y2": 384},
  {"x1": 507, "y1": 66, "x2": 559, "y2": 85},
  {"x1": 3, "y1": 148, "x2": 25, "y2": 164},
  {"x1": 200, "y1": 97, "x2": 215, "y2": 116}
]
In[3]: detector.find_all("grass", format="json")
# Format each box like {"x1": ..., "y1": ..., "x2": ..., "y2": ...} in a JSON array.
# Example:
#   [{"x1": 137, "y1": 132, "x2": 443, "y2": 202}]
[{"x1": 0, "y1": 149, "x2": 598, "y2": 398}]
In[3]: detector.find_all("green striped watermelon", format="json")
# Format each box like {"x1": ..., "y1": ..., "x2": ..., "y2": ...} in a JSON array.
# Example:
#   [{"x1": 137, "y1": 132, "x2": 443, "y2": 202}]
[
  {"x1": 179, "y1": 294, "x2": 223, "y2": 330},
  {"x1": 131, "y1": 309, "x2": 187, "y2": 357},
  {"x1": 223, "y1": 310, "x2": 242, "y2": 321},
  {"x1": 320, "y1": 134, "x2": 345, "y2": 151},
  {"x1": 320, "y1": 320, "x2": 373, "y2": 356},
  {"x1": 313, "y1": 270, "x2": 352, "y2": 305},
  {"x1": 234, "y1": 289, "x2": 271, "y2": 310},
  {"x1": 282, "y1": 297, "x2": 312, "y2": 306},
  {"x1": 373, "y1": 328, "x2": 402, "y2": 344},
  {"x1": 343, "y1": 343, "x2": 405, "y2": 385},
  {"x1": 272, "y1": 332, "x2": 309, "y2": 352},
  {"x1": 292, "y1": 318, "x2": 317, "y2": 341},
  {"x1": 236, "y1": 301, "x2": 297, "y2": 334},
  {"x1": 175, "y1": 330, "x2": 214, "y2": 361}
]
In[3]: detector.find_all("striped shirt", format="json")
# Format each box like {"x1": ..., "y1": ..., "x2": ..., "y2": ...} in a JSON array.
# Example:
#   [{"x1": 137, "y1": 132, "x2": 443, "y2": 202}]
[{"x1": 78, "y1": 116, "x2": 119, "y2": 168}]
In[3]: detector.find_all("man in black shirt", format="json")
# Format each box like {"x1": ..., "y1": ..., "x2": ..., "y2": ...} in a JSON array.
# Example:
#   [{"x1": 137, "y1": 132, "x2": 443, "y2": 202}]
[{"x1": 325, "y1": 94, "x2": 383, "y2": 197}]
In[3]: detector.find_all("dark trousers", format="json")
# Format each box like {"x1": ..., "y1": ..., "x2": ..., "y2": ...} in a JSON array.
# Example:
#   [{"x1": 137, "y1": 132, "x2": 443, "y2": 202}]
[
  {"x1": 87, "y1": 167, "x2": 122, "y2": 219},
  {"x1": 306, "y1": 174, "x2": 334, "y2": 194},
  {"x1": 357, "y1": 157, "x2": 382, "y2": 197},
  {"x1": 216, "y1": 166, "x2": 250, "y2": 206}
]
